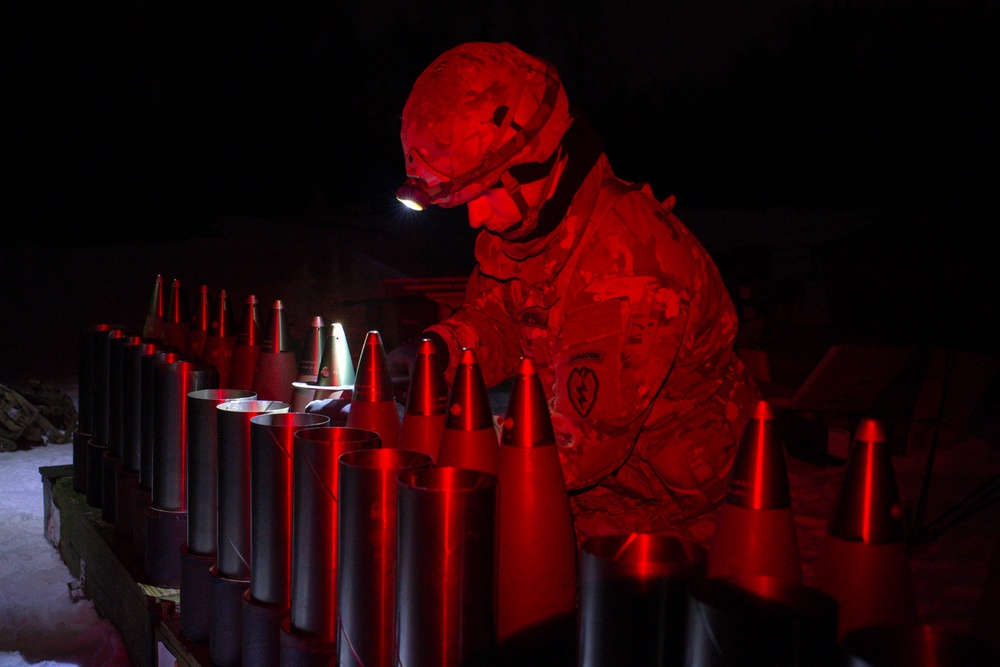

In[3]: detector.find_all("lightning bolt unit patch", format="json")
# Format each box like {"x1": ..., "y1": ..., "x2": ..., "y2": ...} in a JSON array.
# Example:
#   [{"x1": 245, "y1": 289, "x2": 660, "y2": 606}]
[{"x1": 567, "y1": 366, "x2": 598, "y2": 418}]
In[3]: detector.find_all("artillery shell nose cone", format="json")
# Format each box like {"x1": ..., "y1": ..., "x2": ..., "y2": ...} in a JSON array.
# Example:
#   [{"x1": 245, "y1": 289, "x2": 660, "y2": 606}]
[
  {"x1": 405, "y1": 338, "x2": 448, "y2": 417},
  {"x1": 829, "y1": 419, "x2": 905, "y2": 544},
  {"x1": 500, "y1": 356, "x2": 555, "y2": 448},
  {"x1": 260, "y1": 298, "x2": 292, "y2": 353},
  {"x1": 725, "y1": 399, "x2": 790, "y2": 510},
  {"x1": 446, "y1": 348, "x2": 493, "y2": 430},
  {"x1": 352, "y1": 331, "x2": 395, "y2": 402}
]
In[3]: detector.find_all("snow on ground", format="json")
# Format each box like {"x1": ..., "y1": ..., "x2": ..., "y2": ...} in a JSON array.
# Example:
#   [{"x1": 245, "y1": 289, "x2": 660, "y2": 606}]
[{"x1": 0, "y1": 443, "x2": 130, "y2": 667}]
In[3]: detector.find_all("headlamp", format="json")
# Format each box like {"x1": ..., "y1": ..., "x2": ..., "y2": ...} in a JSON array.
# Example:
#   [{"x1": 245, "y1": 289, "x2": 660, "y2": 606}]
[{"x1": 396, "y1": 179, "x2": 431, "y2": 211}]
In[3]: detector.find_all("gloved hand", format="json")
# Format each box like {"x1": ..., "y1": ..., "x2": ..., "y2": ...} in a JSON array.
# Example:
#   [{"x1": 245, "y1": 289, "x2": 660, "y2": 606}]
[
  {"x1": 386, "y1": 339, "x2": 421, "y2": 381},
  {"x1": 386, "y1": 340, "x2": 420, "y2": 407},
  {"x1": 304, "y1": 392, "x2": 353, "y2": 425}
]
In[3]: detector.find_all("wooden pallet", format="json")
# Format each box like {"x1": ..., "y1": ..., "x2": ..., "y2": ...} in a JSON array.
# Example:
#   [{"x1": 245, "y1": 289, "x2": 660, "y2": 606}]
[{"x1": 40, "y1": 465, "x2": 206, "y2": 667}]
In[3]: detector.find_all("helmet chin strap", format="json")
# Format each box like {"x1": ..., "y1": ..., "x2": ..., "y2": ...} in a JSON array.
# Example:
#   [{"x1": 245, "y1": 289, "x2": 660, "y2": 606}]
[{"x1": 495, "y1": 146, "x2": 564, "y2": 241}]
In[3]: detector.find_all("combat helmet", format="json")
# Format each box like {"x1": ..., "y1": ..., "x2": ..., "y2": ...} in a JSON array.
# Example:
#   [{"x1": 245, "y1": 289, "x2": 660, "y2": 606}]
[{"x1": 397, "y1": 42, "x2": 572, "y2": 211}]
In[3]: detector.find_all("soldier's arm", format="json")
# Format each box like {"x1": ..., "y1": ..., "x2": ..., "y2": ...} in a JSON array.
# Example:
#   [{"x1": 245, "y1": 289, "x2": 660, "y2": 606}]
[
  {"x1": 551, "y1": 274, "x2": 690, "y2": 491},
  {"x1": 424, "y1": 267, "x2": 523, "y2": 388}
]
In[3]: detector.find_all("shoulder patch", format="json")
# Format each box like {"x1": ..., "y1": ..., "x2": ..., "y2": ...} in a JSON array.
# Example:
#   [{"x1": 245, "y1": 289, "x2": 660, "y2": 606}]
[{"x1": 567, "y1": 366, "x2": 599, "y2": 418}]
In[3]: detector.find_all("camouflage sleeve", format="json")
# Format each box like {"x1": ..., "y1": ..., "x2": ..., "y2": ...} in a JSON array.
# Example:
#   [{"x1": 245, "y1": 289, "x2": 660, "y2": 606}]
[
  {"x1": 424, "y1": 267, "x2": 523, "y2": 387},
  {"x1": 550, "y1": 191, "x2": 702, "y2": 491},
  {"x1": 551, "y1": 276, "x2": 689, "y2": 490}
]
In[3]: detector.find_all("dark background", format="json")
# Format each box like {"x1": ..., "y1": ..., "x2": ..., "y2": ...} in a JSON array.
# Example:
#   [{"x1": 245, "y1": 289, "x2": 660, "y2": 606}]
[
  {"x1": 3, "y1": 0, "x2": 1000, "y2": 363},
  {"x1": 5, "y1": 1, "x2": 996, "y2": 234}
]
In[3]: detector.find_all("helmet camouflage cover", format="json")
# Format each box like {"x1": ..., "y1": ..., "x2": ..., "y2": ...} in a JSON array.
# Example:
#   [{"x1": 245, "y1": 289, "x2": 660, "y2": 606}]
[{"x1": 400, "y1": 42, "x2": 572, "y2": 208}]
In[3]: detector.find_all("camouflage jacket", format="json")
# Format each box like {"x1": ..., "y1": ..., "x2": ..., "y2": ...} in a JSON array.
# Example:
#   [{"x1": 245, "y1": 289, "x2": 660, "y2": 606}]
[{"x1": 426, "y1": 154, "x2": 760, "y2": 539}]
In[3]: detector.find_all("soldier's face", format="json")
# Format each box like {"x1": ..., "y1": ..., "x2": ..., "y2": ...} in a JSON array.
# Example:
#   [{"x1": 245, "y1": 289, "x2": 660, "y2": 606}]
[
  {"x1": 465, "y1": 166, "x2": 561, "y2": 235},
  {"x1": 466, "y1": 186, "x2": 531, "y2": 233}
]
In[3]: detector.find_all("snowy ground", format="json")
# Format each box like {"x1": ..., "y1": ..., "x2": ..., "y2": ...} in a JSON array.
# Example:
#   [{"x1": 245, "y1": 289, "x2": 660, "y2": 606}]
[{"x1": 0, "y1": 443, "x2": 130, "y2": 667}]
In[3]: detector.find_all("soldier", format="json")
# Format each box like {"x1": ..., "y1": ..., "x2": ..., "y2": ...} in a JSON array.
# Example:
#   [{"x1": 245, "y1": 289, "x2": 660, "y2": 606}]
[{"x1": 355, "y1": 42, "x2": 760, "y2": 545}]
